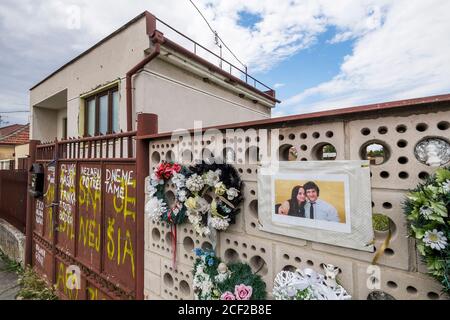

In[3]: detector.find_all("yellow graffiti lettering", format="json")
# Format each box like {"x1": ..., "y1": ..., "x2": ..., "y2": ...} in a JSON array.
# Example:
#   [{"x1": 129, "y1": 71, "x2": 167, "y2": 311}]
[
  {"x1": 106, "y1": 221, "x2": 135, "y2": 279},
  {"x1": 79, "y1": 174, "x2": 101, "y2": 215},
  {"x1": 122, "y1": 229, "x2": 135, "y2": 278},
  {"x1": 44, "y1": 181, "x2": 55, "y2": 239},
  {"x1": 87, "y1": 287, "x2": 97, "y2": 300},
  {"x1": 107, "y1": 218, "x2": 115, "y2": 260},
  {"x1": 113, "y1": 177, "x2": 136, "y2": 222},
  {"x1": 88, "y1": 218, "x2": 100, "y2": 251},
  {"x1": 117, "y1": 227, "x2": 121, "y2": 265},
  {"x1": 87, "y1": 287, "x2": 107, "y2": 300},
  {"x1": 79, "y1": 215, "x2": 100, "y2": 252},
  {"x1": 56, "y1": 262, "x2": 65, "y2": 291}
]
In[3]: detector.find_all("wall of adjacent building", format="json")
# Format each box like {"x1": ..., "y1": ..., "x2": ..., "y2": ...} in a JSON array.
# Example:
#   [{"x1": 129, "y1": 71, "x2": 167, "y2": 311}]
[
  {"x1": 0, "y1": 145, "x2": 14, "y2": 160},
  {"x1": 14, "y1": 144, "x2": 29, "y2": 169}
]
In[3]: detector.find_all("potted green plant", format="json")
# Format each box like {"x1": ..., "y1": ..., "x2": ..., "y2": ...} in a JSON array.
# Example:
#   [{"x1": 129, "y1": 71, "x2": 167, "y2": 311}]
[{"x1": 372, "y1": 213, "x2": 391, "y2": 238}]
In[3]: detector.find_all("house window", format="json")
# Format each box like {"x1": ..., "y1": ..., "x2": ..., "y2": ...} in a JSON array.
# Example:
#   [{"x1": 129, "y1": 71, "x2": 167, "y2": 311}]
[{"x1": 84, "y1": 87, "x2": 119, "y2": 136}]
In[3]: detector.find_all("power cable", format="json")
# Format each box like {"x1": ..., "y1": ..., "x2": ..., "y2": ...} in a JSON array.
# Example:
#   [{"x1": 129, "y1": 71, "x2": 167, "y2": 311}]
[{"x1": 187, "y1": 0, "x2": 247, "y2": 71}]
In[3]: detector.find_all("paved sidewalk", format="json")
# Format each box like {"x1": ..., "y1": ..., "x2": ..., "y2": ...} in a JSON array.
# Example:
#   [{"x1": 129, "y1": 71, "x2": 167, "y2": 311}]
[{"x1": 0, "y1": 259, "x2": 19, "y2": 300}]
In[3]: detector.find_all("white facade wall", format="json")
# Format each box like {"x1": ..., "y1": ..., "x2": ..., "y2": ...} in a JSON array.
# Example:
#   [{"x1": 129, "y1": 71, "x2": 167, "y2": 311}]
[{"x1": 30, "y1": 14, "x2": 274, "y2": 141}]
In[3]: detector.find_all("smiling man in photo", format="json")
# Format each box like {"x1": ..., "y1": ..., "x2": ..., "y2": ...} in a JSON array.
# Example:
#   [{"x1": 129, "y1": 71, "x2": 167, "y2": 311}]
[{"x1": 303, "y1": 181, "x2": 340, "y2": 223}]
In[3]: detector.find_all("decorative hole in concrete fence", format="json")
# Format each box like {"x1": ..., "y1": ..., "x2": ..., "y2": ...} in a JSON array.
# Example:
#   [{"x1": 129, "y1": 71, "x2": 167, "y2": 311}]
[
  {"x1": 313, "y1": 143, "x2": 337, "y2": 160},
  {"x1": 360, "y1": 141, "x2": 390, "y2": 165}
]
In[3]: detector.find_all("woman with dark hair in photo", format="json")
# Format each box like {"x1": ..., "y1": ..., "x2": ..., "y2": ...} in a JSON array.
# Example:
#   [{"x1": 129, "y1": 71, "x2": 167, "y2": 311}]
[{"x1": 278, "y1": 185, "x2": 306, "y2": 217}]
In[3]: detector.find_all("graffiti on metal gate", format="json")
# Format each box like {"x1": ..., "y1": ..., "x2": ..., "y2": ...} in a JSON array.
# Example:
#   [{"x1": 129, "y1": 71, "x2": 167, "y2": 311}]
[
  {"x1": 57, "y1": 163, "x2": 76, "y2": 253},
  {"x1": 78, "y1": 164, "x2": 102, "y2": 269},
  {"x1": 43, "y1": 165, "x2": 55, "y2": 241},
  {"x1": 35, "y1": 199, "x2": 44, "y2": 232},
  {"x1": 104, "y1": 164, "x2": 136, "y2": 291}
]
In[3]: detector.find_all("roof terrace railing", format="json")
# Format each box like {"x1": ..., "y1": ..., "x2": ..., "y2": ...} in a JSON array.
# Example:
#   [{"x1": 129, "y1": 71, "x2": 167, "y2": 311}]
[{"x1": 155, "y1": 18, "x2": 273, "y2": 94}]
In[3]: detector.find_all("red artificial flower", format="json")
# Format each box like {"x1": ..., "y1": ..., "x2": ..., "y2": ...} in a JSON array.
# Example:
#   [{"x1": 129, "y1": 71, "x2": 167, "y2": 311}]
[
  {"x1": 172, "y1": 163, "x2": 181, "y2": 173},
  {"x1": 155, "y1": 162, "x2": 168, "y2": 180},
  {"x1": 164, "y1": 165, "x2": 174, "y2": 179},
  {"x1": 155, "y1": 162, "x2": 181, "y2": 180}
]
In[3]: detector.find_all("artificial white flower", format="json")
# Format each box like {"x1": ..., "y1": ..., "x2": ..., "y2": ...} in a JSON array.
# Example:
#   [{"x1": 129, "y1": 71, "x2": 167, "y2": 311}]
[
  {"x1": 201, "y1": 279, "x2": 214, "y2": 293},
  {"x1": 226, "y1": 187, "x2": 239, "y2": 200},
  {"x1": 172, "y1": 172, "x2": 186, "y2": 188},
  {"x1": 177, "y1": 189, "x2": 187, "y2": 202},
  {"x1": 196, "y1": 197, "x2": 210, "y2": 214},
  {"x1": 145, "y1": 197, "x2": 167, "y2": 221},
  {"x1": 423, "y1": 229, "x2": 448, "y2": 250},
  {"x1": 209, "y1": 216, "x2": 230, "y2": 230},
  {"x1": 203, "y1": 169, "x2": 221, "y2": 187},
  {"x1": 419, "y1": 206, "x2": 434, "y2": 219},
  {"x1": 214, "y1": 272, "x2": 230, "y2": 283},
  {"x1": 443, "y1": 180, "x2": 450, "y2": 193},
  {"x1": 188, "y1": 213, "x2": 200, "y2": 225},
  {"x1": 214, "y1": 182, "x2": 226, "y2": 195},
  {"x1": 150, "y1": 173, "x2": 160, "y2": 186},
  {"x1": 186, "y1": 174, "x2": 205, "y2": 193},
  {"x1": 148, "y1": 185, "x2": 157, "y2": 197},
  {"x1": 273, "y1": 268, "x2": 351, "y2": 300},
  {"x1": 196, "y1": 265, "x2": 204, "y2": 275}
]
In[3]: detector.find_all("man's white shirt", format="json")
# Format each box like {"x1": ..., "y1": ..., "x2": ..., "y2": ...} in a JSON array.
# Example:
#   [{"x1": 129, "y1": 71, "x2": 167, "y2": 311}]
[{"x1": 304, "y1": 199, "x2": 340, "y2": 222}]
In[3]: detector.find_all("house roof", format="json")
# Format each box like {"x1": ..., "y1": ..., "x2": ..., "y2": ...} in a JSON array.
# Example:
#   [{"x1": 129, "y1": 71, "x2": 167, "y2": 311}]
[
  {"x1": 0, "y1": 124, "x2": 30, "y2": 145},
  {"x1": 0, "y1": 124, "x2": 25, "y2": 138},
  {"x1": 29, "y1": 11, "x2": 277, "y2": 103}
]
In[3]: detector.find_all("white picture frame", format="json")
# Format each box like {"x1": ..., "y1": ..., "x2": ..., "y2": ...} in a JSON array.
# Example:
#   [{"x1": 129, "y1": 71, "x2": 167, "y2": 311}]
[{"x1": 257, "y1": 160, "x2": 374, "y2": 252}]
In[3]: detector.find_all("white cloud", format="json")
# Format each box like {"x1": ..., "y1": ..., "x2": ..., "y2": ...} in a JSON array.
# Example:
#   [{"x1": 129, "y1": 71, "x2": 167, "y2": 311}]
[
  {"x1": 0, "y1": 0, "x2": 449, "y2": 123},
  {"x1": 273, "y1": 83, "x2": 285, "y2": 89},
  {"x1": 279, "y1": 0, "x2": 450, "y2": 115}
]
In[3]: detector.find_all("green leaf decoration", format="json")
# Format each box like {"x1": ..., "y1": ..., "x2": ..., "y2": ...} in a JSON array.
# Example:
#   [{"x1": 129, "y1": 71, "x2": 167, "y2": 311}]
[
  {"x1": 411, "y1": 225, "x2": 425, "y2": 239},
  {"x1": 403, "y1": 166, "x2": 450, "y2": 294},
  {"x1": 436, "y1": 168, "x2": 450, "y2": 183},
  {"x1": 431, "y1": 201, "x2": 448, "y2": 217}
]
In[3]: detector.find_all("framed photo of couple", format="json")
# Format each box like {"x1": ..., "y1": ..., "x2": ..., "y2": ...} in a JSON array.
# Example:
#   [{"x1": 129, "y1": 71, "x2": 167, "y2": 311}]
[{"x1": 257, "y1": 161, "x2": 374, "y2": 252}]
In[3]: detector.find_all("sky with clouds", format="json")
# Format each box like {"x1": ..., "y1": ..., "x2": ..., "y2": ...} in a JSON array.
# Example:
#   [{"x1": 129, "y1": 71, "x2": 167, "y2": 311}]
[{"x1": 1, "y1": 0, "x2": 449, "y2": 124}]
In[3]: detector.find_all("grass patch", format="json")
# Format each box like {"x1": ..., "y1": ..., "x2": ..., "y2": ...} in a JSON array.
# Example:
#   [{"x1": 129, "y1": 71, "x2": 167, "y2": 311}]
[
  {"x1": 0, "y1": 249, "x2": 57, "y2": 300},
  {"x1": 16, "y1": 267, "x2": 58, "y2": 300},
  {"x1": 0, "y1": 250, "x2": 23, "y2": 274},
  {"x1": 372, "y1": 213, "x2": 390, "y2": 232}
]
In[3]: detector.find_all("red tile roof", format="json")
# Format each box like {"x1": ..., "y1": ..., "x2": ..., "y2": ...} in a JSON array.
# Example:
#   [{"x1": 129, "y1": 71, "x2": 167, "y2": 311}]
[
  {"x1": 0, "y1": 124, "x2": 29, "y2": 145},
  {"x1": 0, "y1": 124, "x2": 24, "y2": 138}
]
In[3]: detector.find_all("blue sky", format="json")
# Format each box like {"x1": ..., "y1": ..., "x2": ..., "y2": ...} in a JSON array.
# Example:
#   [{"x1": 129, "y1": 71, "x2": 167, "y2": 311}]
[
  {"x1": 253, "y1": 26, "x2": 353, "y2": 105},
  {"x1": 1, "y1": 0, "x2": 450, "y2": 124},
  {"x1": 237, "y1": 10, "x2": 354, "y2": 105}
]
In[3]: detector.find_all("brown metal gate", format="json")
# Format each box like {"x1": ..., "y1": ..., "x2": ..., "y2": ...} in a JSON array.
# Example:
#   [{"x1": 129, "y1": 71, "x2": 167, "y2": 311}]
[
  {"x1": 30, "y1": 132, "x2": 140, "y2": 300},
  {"x1": 0, "y1": 169, "x2": 28, "y2": 233}
]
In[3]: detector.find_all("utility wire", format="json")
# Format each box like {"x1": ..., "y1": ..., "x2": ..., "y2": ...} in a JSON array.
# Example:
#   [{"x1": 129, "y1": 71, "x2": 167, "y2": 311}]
[
  {"x1": 188, "y1": 0, "x2": 247, "y2": 70},
  {"x1": 0, "y1": 110, "x2": 29, "y2": 113}
]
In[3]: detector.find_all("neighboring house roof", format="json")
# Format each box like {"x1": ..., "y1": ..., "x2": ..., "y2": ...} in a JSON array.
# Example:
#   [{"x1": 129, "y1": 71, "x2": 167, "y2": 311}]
[
  {"x1": 0, "y1": 124, "x2": 25, "y2": 138},
  {"x1": 0, "y1": 124, "x2": 30, "y2": 145},
  {"x1": 29, "y1": 11, "x2": 277, "y2": 103}
]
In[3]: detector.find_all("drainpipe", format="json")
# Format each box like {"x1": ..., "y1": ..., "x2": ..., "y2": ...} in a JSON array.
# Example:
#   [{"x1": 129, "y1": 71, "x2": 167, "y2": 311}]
[{"x1": 125, "y1": 31, "x2": 163, "y2": 132}]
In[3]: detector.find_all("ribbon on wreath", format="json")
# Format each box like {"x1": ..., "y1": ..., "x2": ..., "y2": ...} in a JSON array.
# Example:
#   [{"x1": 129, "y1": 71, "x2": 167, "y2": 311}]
[
  {"x1": 167, "y1": 209, "x2": 178, "y2": 269},
  {"x1": 371, "y1": 229, "x2": 392, "y2": 265}
]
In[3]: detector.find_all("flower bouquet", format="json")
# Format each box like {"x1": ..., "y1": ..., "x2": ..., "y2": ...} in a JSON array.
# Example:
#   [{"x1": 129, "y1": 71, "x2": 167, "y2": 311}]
[
  {"x1": 404, "y1": 166, "x2": 450, "y2": 293},
  {"x1": 273, "y1": 264, "x2": 351, "y2": 300},
  {"x1": 192, "y1": 248, "x2": 266, "y2": 300}
]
